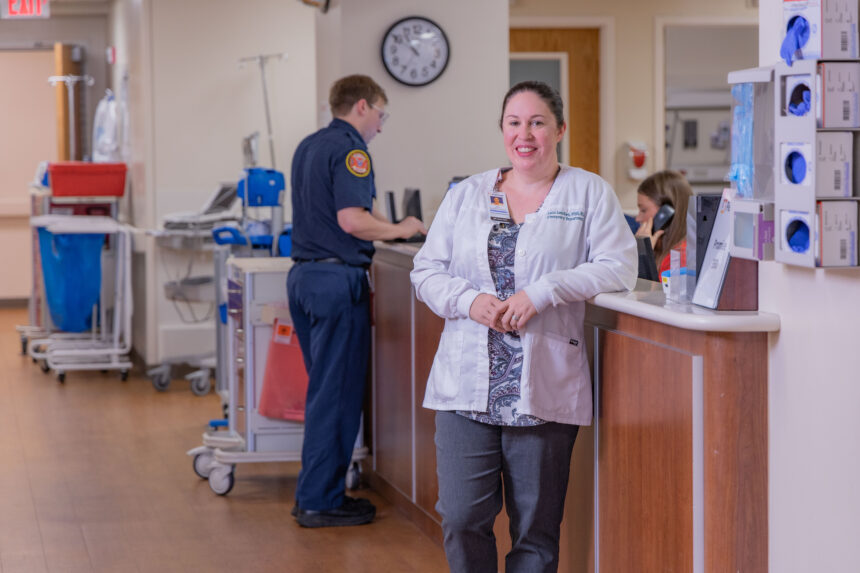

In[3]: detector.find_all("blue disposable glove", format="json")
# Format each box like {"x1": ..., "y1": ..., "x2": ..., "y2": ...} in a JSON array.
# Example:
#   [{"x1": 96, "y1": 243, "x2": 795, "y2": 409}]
[
  {"x1": 786, "y1": 151, "x2": 807, "y2": 184},
  {"x1": 787, "y1": 221, "x2": 810, "y2": 253},
  {"x1": 788, "y1": 88, "x2": 811, "y2": 116},
  {"x1": 780, "y1": 16, "x2": 810, "y2": 66}
]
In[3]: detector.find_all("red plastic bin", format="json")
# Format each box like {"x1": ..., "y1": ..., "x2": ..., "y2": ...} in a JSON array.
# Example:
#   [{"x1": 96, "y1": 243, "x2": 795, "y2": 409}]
[{"x1": 48, "y1": 161, "x2": 127, "y2": 197}]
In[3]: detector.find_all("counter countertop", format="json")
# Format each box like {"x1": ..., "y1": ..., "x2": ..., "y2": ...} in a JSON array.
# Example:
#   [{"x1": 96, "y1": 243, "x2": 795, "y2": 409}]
[
  {"x1": 374, "y1": 241, "x2": 422, "y2": 257},
  {"x1": 590, "y1": 279, "x2": 780, "y2": 333},
  {"x1": 373, "y1": 243, "x2": 780, "y2": 334},
  {"x1": 228, "y1": 256, "x2": 293, "y2": 273}
]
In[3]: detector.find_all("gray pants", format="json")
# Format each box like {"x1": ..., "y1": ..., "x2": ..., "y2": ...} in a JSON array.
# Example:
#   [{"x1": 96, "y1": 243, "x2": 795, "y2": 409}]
[{"x1": 434, "y1": 411, "x2": 579, "y2": 573}]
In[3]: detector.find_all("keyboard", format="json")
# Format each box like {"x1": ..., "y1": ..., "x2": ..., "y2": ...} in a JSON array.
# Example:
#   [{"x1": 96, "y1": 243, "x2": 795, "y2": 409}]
[{"x1": 393, "y1": 233, "x2": 425, "y2": 244}]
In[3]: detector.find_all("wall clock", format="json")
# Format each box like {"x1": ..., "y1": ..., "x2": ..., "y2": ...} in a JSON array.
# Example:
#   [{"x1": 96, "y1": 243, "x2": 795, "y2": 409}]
[{"x1": 381, "y1": 16, "x2": 450, "y2": 87}]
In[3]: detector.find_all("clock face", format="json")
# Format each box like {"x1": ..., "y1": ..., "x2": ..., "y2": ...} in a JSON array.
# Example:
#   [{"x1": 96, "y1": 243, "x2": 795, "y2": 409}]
[{"x1": 381, "y1": 16, "x2": 449, "y2": 87}]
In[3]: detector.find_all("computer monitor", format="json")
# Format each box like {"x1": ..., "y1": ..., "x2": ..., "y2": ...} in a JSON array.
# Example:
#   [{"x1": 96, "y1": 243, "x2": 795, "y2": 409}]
[
  {"x1": 384, "y1": 190, "x2": 397, "y2": 223},
  {"x1": 636, "y1": 236, "x2": 660, "y2": 282},
  {"x1": 695, "y1": 194, "x2": 722, "y2": 280},
  {"x1": 447, "y1": 176, "x2": 467, "y2": 193},
  {"x1": 402, "y1": 188, "x2": 422, "y2": 222}
]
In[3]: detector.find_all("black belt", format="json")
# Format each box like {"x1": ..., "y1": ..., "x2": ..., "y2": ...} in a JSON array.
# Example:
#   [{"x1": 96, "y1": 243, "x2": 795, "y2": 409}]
[{"x1": 294, "y1": 257, "x2": 369, "y2": 269}]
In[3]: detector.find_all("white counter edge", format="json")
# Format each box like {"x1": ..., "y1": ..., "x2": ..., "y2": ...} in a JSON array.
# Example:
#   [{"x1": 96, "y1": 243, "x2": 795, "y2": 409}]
[
  {"x1": 589, "y1": 280, "x2": 780, "y2": 333},
  {"x1": 373, "y1": 244, "x2": 780, "y2": 334}
]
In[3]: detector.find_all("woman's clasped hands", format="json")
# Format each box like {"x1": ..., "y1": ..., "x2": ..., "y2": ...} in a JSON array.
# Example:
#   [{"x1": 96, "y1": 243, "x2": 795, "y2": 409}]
[{"x1": 469, "y1": 291, "x2": 537, "y2": 333}]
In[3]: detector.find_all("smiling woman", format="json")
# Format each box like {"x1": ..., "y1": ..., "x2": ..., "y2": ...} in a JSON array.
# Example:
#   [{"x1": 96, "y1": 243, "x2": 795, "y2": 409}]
[{"x1": 410, "y1": 80, "x2": 638, "y2": 572}]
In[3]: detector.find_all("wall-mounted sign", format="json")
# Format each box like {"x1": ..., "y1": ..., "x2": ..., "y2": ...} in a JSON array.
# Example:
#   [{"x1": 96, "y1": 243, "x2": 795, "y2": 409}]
[{"x1": 1, "y1": 0, "x2": 50, "y2": 19}]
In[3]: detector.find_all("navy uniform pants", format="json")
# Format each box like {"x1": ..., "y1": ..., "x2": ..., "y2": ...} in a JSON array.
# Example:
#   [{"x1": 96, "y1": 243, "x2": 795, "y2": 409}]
[{"x1": 287, "y1": 262, "x2": 370, "y2": 511}]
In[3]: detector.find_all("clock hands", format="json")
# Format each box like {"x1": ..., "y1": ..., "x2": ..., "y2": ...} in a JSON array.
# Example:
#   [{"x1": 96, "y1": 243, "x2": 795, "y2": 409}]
[{"x1": 407, "y1": 39, "x2": 420, "y2": 57}]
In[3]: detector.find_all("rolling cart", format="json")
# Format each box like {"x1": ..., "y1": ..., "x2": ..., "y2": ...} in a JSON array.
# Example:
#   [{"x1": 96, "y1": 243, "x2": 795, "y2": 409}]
[
  {"x1": 26, "y1": 215, "x2": 133, "y2": 382},
  {"x1": 187, "y1": 256, "x2": 367, "y2": 495},
  {"x1": 17, "y1": 183, "x2": 119, "y2": 356}
]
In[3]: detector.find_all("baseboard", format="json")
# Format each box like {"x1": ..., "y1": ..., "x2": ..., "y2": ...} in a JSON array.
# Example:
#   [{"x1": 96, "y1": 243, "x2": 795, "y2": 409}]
[
  {"x1": 366, "y1": 469, "x2": 444, "y2": 547},
  {"x1": 0, "y1": 298, "x2": 28, "y2": 308}
]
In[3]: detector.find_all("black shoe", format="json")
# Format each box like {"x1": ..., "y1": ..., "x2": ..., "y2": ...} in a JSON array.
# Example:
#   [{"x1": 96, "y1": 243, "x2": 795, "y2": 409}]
[
  {"x1": 295, "y1": 497, "x2": 376, "y2": 528},
  {"x1": 291, "y1": 496, "x2": 370, "y2": 517}
]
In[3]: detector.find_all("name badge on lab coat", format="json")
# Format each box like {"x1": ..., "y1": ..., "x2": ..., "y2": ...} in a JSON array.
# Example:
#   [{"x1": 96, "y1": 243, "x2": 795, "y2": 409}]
[{"x1": 488, "y1": 192, "x2": 512, "y2": 222}]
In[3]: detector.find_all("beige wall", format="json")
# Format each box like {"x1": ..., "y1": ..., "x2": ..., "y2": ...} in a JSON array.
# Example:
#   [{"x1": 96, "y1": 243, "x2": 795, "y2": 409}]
[
  {"x1": 0, "y1": 9, "x2": 109, "y2": 300},
  {"x1": 665, "y1": 25, "x2": 758, "y2": 94},
  {"x1": 149, "y1": 0, "x2": 317, "y2": 224},
  {"x1": 110, "y1": 0, "x2": 156, "y2": 359},
  {"x1": 510, "y1": 0, "x2": 756, "y2": 208},
  {"x1": 111, "y1": 0, "x2": 318, "y2": 364},
  {"x1": 0, "y1": 11, "x2": 110, "y2": 159},
  {"x1": 317, "y1": 0, "x2": 510, "y2": 223},
  {"x1": 0, "y1": 50, "x2": 56, "y2": 299},
  {"x1": 758, "y1": 1, "x2": 860, "y2": 571}
]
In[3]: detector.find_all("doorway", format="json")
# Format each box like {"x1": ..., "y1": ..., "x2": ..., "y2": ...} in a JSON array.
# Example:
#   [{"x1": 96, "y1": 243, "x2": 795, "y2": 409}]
[
  {"x1": 510, "y1": 27, "x2": 601, "y2": 174},
  {"x1": 0, "y1": 49, "x2": 57, "y2": 300},
  {"x1": 655, "y1": 17, "x2": 758, "y2": 193}
]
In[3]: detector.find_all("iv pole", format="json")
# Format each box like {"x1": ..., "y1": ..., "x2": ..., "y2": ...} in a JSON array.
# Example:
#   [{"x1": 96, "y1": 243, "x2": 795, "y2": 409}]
[
  {"x1": 238, "y1": 53, "x2": 288, "y2": 169},
  {"x1": 48, "y1": 74, "x2": 95, "y2": 160}
]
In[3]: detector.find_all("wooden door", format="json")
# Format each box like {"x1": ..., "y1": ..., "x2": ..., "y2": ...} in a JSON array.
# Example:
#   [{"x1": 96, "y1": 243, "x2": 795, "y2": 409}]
[
  {"x1": 54, "y1": 43, "x2": 82, "y2": 161},
  {"x1": 510, "y1": 29, "x2": 600, "y2": 175}
]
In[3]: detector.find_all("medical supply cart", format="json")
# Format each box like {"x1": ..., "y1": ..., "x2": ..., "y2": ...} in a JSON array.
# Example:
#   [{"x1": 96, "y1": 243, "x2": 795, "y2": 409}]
[
  {"x1": 145, "y1": 228, "x2": 221, "y2": 396},
  {"x1": 144, "y1": 183, "x2": 242, "y2": 396},
  {"x1": 187, "y1": 256, "x2": 367, "y2": 495}
]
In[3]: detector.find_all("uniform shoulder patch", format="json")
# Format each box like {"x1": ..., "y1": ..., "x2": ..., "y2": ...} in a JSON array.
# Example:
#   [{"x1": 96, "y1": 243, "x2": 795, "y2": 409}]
[{"x1": 345, "y1": 149, "x2": 371, "y2": 177}]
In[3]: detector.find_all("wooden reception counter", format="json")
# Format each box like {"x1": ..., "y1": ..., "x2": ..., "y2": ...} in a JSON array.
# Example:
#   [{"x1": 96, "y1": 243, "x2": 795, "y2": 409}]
[{"x1": 368, "y1": 242, "x2": 778, "y2": 572}]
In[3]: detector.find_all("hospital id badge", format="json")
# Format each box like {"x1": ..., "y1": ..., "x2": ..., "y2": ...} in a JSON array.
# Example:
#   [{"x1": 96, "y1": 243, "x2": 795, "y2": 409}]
[{"x1": 488, "y1": 192, "x2": 512, "y2": 222}]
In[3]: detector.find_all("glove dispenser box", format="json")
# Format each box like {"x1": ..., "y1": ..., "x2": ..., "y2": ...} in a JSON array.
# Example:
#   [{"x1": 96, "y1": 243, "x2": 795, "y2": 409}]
[
  {"x1": 777, "y1": 133, "x2": 854, "y2": 197},
  {"x1": 774, "y1": 60, "x2": 860, "y2": 267},
  {"x1": 781, "y1": 0, "x2": 859, "y2": 63},
  {"x1": 817, "y1": 131, "x2": 853, "y2": 198},
  {"x1": 779, "y1": 62, "x2": 860, "y2": 128},
  {"x1": 816, "y1": 200, "x2": 858, "y2": 266}
]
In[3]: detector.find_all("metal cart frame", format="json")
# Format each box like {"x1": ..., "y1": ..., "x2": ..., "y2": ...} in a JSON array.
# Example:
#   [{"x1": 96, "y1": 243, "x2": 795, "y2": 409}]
[{"x1": 187, "y1": 256, "x2": 367, "y2": 495}]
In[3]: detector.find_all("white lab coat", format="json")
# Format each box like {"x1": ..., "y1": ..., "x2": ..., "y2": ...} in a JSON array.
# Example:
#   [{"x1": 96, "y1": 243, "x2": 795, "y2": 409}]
[{"x1": 411, "y1": 166, "x2": 637, "y2": 425}]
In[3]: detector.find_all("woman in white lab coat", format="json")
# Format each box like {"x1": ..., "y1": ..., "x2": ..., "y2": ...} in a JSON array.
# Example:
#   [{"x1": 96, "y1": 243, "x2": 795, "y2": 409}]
[{"x1": 410, "y1": 81, "x2": 637, "y2": 573}]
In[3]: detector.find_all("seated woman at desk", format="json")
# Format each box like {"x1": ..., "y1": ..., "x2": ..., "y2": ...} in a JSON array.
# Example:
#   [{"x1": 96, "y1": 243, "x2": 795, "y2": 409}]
[{"x1": 635, "y1": 170, "x2": 692, "y2": 274}]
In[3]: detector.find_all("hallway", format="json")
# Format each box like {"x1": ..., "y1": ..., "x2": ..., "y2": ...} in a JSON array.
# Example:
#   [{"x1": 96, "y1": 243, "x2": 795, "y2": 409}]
[{"x1": 0, "y1": 308, "x2": 448, "y2": 573}]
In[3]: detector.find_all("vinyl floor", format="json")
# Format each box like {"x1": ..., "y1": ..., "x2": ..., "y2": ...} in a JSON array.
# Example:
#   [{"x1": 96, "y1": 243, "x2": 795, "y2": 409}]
[{"x1": 0, "y1": 308, "x2": 448, "y2": 573}]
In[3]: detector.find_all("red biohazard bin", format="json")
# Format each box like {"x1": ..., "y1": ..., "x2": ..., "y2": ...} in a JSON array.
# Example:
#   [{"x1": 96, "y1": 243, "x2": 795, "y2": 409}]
[
  {"x1": 48, "y1": 161, "x2": 127, "y2": 197},
  {"x1": 258, "y1": 319, "x2": 309, "y2": 422}
]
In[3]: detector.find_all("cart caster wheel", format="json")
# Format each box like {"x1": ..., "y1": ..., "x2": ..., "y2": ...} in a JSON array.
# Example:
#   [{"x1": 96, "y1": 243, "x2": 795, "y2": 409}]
[
  {"x1": 193, "y1": 452, "x2": 214, "y2": 479},
  {"x1": 21, "y1": 336, "x2": 27, "y2": 355},
  {"x1": 346, "y1": 461, "x2": 362, "y2": 490},
  {"x1": 32, "y1": 357, "x2": 37, "y2": 364},
  {"x1": 40, "y1": 361, "x2": 50, "y2": 373},
  {"x1": 57, "y1": 372, "x2": 66, "y2": 384},
  {"x1": 120, "y1": 370, "x2": 129, "y2": 382},
  {"x1": 208, "y1": 465, "x2": 235, "y2": 495},
  {"x1": 151, "y1": 374, "x2": 170, "y2": 392},
  {"x1": 190, "y1": 376, "x2": 211, "y2": 397}
]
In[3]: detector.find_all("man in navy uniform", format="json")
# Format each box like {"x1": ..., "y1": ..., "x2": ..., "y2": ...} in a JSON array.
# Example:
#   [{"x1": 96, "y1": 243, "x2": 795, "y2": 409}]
[{"x1": 288, "y1": 75, "x2": 426, "y2": 527}]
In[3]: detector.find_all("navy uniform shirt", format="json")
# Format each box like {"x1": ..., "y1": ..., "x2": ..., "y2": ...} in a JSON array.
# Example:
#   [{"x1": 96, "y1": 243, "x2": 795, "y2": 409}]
[{"x1": 290, "y1": 118, "x2": 376, "y2": 267}]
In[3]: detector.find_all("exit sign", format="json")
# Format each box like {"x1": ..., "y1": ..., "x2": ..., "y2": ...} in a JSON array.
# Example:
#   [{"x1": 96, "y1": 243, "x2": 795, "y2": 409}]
[{"x1": 1, "y1": 0, "x2": 50, "y2": 19}]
